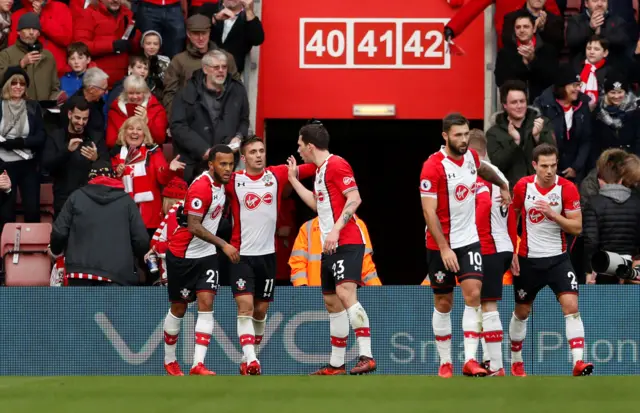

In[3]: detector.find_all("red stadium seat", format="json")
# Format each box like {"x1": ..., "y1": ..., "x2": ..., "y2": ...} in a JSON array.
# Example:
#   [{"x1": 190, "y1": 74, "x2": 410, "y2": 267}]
[
  {"x1": 15, "y1": 183, "x2": 55, "y2": 224},
  {"x1": 1, "y1": 223, "x2": 52, "y2": 286}
]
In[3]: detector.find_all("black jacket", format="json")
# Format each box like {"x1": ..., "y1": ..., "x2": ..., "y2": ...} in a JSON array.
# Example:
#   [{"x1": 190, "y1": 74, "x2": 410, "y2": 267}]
[
  {"x1": 59, "y1": 88, "x2": 105, "y2": 141},
  {"x1": 502, "y1": 6, "x2": 565, "y2": 52},
  {"x1": 42, "y1": 128, "x2": 109, "y2": 215},
  {"x1": 582, "y1": 184, "x2": 640, "y2": 272},
  {"x1": 494, "y1": 35, "x2": 558, "y2": 103},
  {"x1": 566, "y1": 11, "x2": 631, "y2": 67},
  {"x1": 170, "y1": 69, "x2": 249, "y2": 180},
  {"x1": 589, "y1": 93, "x2": 640, "y2": 170},
  {"x1": 0, "y1": 100, "x2": 46, "y2": 156},
  {"x1": 534, "y1": 87, "x2": 592, "y2": 181},
  {"x1": 50, "y1": 177, "x2": 149, "y2": 285}
]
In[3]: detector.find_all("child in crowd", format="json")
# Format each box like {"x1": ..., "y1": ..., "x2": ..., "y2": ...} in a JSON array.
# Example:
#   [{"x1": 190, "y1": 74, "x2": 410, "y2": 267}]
[
  {"x1": 141, "y1": 31, "x2": 170, "y2": 101},
  {"x1": 105, "y1": 55, "x2": 152, "y2": 118},
  {"x1": 60, "y1": 42, "x2": 92, "y2": 97},
  {"x1": 578, "y1": 35, "x2": 611, "y2": 111}
]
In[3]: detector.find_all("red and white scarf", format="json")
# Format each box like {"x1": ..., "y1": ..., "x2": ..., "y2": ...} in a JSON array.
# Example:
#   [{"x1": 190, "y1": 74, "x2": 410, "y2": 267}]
[
  {"x1": 115, "y1": 145, "x2": 154, "y2": 203},
  {"x1": 579, "y1": 59, "x2": 605, "y2": 104}
]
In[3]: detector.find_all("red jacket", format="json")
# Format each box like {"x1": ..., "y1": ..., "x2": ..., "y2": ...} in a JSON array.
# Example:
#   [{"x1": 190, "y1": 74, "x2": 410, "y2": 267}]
[
  {"x1": 69, "y1": 0, "x2": 87, "y2": 21},
  {"x1": 105, "y1": 94, "x2": 167, "y2": 148},
  {"x1": 9, "y1": 1, "x2": 73, "y2": 78},
  {"x1": 111, "y1": 146, "x2": 177, "y2": 229},
  {"x1": 446, "y1": 0, "x2": 560, "y2": 49},
  {"x1": 73, "y1": 2, "x2": 141, "y2": 88}
]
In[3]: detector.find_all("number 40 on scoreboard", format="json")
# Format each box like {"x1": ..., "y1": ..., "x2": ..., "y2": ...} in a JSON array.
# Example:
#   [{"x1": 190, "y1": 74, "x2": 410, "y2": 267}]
[{"x1": 300, "y1": 18, "x2": 451, "y2": 69}]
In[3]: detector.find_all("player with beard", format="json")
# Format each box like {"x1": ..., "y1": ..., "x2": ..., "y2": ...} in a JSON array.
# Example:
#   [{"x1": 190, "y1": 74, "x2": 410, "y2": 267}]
[
  {"x1": 420, "y1": 113, "x2": 511, "y2": 378},
  {"x1": 226, "y1": 136, "x2": 315, "y2": 375},
  {"x1": 162, "y1": 145, "x2": 238, "y2": 376}
]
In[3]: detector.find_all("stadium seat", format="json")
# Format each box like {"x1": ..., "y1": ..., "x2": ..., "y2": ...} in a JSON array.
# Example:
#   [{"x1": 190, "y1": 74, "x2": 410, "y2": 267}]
[
  {"x1": 15, "y1": 183, "x2": 55, "y2": 224},
  {"x1": 163, "y1": 143, "x2": 174, "y2": 163},
  {"x1": 1, "y1": 223, "x2": 53, "y2": 286}
]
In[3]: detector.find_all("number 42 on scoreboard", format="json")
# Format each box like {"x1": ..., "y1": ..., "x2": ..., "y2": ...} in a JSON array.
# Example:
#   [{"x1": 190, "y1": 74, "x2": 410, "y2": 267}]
[{"x1": 300, "y1": 18, "x2": 451, "y2": 69}]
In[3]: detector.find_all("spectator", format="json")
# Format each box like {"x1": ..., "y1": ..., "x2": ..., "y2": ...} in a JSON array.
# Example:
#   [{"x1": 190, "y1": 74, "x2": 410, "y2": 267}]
[
  {"x1": 49, "y1": 162, "x2": 150, "y2": 286},
  {"x1": 111, "y1": 116, "x2": 184, "y2": 233},
  {"x1": 583, "y1": 148, "x2": 640, "y2": 284},
  {"x1": 106, "y1": 74, "x2": 167, "y2": 148},
  {"x1": 575, "y1": 35, "x2": 612, "y2": 110},
  {"x1": 140, "y1": 31, "x2": 169, "y2": 101},
  {"x1": 0, "y1": 12, "x2": 62, "y2": 101},
  {"x1": 135, "y1": 0, "x2": 186, "y2": 59},
  {"x1": 580, "y1": 146, "x2": 629, "y2": 206},
  {"x1": 567, "y1": 0, "x2": 630, "y2": 67},
  {"x1": 494, "y1": 11, "x2": 557, "y2": 103},
  {"x1": 60, "y1": 42, "x2": 92, "y2": 98},
  {"x1": 9, "y1": 0, "x2": 73, "y2": 78},
  {"x1": 0, "y1": 0, "x2": 12, "y2": 51},
  {"x1": 621, "y1": 153, "x2": 640, "y2": 188},
  {"x1": 43, "y1": 95, "x2": 109, "y2": 217},
  {"x1": 74, "y1": 0, "x2": 141, "y2": 89},
  {"x1": 162, "y1": 14, "x2": 238, "y2": 115},
  {"x1": 580, "y1": 0, "x2": 638, "y2": 40},
  {"x1": 534, "y1": 65, "x2": 592, "y2": 183},
  {"x1": 199, "y1": 0, "x2": 264, "y2": 75},
  {"x1": 104, "y1": 55, "x2": 154, "y2": 114},
  {"x1": 0, "y1": 169, "x2": 11, "y2": 230},
  {"x1": 589, "y1": 74, "x2": 640, "y2": 170},
  {"x1": 0, "y1": 66, "x2": 45, "y2": 223},
  {"x1": 68, "y1": 0, "x2": 88, "y2": 21},
  {"x1": 170, "y1": 50, "x2": 248, "y2": 182},
  {"x1": 486, "y1": 80, "x2": 555, "y2": 188},
  {"x1": 60, "y1": 66, "x2": 108, "y2": 140},
  {"x1": 191, "y1": 0, "x2": 219, "y2": 17},
  {"x1": 502, "y1": 0, "x2": 565, "y2": 52}
]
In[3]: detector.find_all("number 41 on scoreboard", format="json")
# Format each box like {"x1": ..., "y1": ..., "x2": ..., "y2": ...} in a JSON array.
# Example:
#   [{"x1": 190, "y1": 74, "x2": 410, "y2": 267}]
[{"x1": 300, "y1": 18, "x2": 451, "y2": 69}]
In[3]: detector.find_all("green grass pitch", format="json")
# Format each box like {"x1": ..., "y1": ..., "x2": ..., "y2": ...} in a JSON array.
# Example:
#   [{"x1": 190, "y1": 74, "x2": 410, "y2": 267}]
[{"x1": 1, "y1": 376, "x2": 639, "y2": 412}]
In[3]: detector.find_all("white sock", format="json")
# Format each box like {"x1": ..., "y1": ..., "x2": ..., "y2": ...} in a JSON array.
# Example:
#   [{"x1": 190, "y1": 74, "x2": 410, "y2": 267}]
[
  {"x1": 237, "y1": 316, "x2": 257, "y2": 363},
  {"x1": 462, "y1": 305, "x2": 482, "y2": 362},
  {"x1": 480, "y1": 336, "x2": 490, "y2": 363},
  {"x1": 347, "y1": 302, "x2": 373, "y2": 358},
  {"x1": 432, "y1": 308, "x2": 452, "y2": 365},
  {"x1": 163, "y1": 310, "x2": 182, "y2": 364},
  {"x1": 252, "y1": 316, "x2": 266, "y2": 357},
  {"x1": 509, "y1": 312, "x2": 528, "y2": 364},
  {"x1": 193, "y1": 311, "x2": 214, "y2": 368},
  {"x1": 565, "y1": 313, "x2": 585, "y2": 366},
  {"x1": 482, "y1": 311, "x2": 504, "y2": 371},
  {"x1": 329, "y1": 310, "x2": 349, "y2": 367}
]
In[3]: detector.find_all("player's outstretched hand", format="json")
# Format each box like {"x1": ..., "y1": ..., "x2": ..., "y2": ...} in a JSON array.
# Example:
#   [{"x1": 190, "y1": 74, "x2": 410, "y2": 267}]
[
  {"x1": 223, "y1": 243, "x2": 240, "y2": 264},
  {"x1": 323, "y1": 229, "x2": 339, "y2": 255},
  {"x1": 286, "y1": 156, "x2": 298, "y2": 181},
  {"x1": 511, "y1": 253, "x2": 520, "y2": 276},
  {"x1": 499, "y1": 187, "x2": 512, "y2": 207},
  {"x1": 440, "y1": 247, "x2": 459, "y2": 273}
]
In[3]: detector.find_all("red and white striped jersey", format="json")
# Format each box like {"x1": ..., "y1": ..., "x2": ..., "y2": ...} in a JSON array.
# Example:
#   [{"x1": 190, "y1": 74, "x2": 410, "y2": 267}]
[
  {"x1": 315, "y1": 155, "x2": 364, "y2": 246},
  {"x1": 512, "y1": 175, "x2": 581, "y2": 258},
  {"x1": 475, "y1": 162, "x2": 517, "y2": 255},
  {"x1": 227, "y1": 165, "x2": 315, "y2": 256},
  {"x1": 420, "y1": 147, "x2": 481, "y2": 250},
  {"x1": 151, "y1": 201, "x2": 183, "y2": 283},
  {"x1": 169, "y1": 172, "x2": 225, "y2": 259}
]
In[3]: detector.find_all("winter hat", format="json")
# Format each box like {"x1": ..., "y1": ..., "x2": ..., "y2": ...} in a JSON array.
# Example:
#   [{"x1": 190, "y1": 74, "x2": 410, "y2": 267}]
[
  {"x1": 187, "y1": 14, "x2": 211, "y2": 32},
  {"x1": 2, "y1": 66, "x2": 30, "y2": 88},
  {"x1": 604, "y1": 72, "x2": 629, "y2": 94},
  {"x1": 162, "y1": 177, "x2": 188, "y2": 199},
  {"x1": 17, "y1": 12, "x2": 41, "y2": 32},
  {"x1": 88, "y1": 160, "x2": 115, "y2": 180},
  {"x1": 555, "y1": 65, "x2": 581, "y2": 88},
  {"x1": 141, "y1": 30, "x2": 163, "y2": 47}
]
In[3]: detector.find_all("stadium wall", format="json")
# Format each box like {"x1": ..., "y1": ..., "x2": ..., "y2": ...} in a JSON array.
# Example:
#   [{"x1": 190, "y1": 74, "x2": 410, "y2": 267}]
[{"x1": 1, "y1": 286, "x2": 638, "y2": 375}]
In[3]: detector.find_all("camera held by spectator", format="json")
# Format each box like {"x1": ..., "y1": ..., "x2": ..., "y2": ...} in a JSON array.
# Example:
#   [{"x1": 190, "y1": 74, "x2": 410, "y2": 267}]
[{"x1": 591, "y1": 250, "x2": 640, "y2": 281}]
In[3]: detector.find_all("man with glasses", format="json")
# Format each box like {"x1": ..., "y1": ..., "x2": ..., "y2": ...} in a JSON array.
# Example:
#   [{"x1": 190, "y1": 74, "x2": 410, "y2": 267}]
[
  {"x1": 171, "y1": 49, "x2": 249, "y2": 183},
  {"x1": 59, "y1": 67, "x2": 110, "y2": 141}
]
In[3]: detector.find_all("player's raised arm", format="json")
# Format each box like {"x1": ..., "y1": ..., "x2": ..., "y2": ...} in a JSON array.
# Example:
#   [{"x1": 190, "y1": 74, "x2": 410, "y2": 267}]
[
  {"x1": 187, "y1": 214, "x2": 240, "y2": 263},
  {"x1": 287, "y1": 156, "x2": 317, "y2": 212}
]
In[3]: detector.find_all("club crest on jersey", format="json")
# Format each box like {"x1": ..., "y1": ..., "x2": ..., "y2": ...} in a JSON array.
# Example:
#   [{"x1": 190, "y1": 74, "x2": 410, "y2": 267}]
[
  {"x1": 528, "y1": 208, "x2": 545, "y2": 224},
  {"x1": 343, "y1": 176, "x2": 354, "y2": 186},
  {"x1": 263, "y1": 174, "x2": 274, "y2": 187},
  {"x1": 236, "y1": 278, "x2": 246, "y2": 291},
  {"x1": 180, "y1": 288, "x2": 191, "y2": 299},
  {"x1": 466, "y1": 161, "x2": 477, "y2": 175},
  {"x1": 433, "y1": 271, "x2": 446, "y2": 283},
  {"x1": 547, "y1": 193, "x2": 560, "y2": 207},
  {"x1": 517, "y1": 289, "x2": 527, "y2": 300},
  {"x1": 421, "y1": 179, "x2": 432, "y2": 191},
  {"x1": 191, "y1": 198, "x2": 202, "y2": 210},
  {"x1": 454, "y1": 184, "x2": 471, "y2": 202},
  {"x1": 244, "y1": 192, "x2": 273, "y2": 210}
]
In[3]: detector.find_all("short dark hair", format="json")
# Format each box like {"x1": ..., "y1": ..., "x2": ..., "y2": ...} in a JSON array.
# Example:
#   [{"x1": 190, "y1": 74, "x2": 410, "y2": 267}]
[
  {"x1": 597, "y1": 148, "x2": 628, "y2": 184},
  {"x1": 129, "y1": 55, "x2": 149, "y2": 68},
  {"x1": 240, "y1": 135, "x2": 265, "y2": 154},
  {"x1": 532, "y1": 143, "x2": 559, "y2": 163},
  {"x1": 299, "y1": 122, "x2": 330, "y2": 150},
  {"x1": 67, "y1": 42, "x2": 91, "y2": 59},
  {"x1": 209, "y1": 144, "x2": 233, "y2": 162},
  {"x1": 67, "y1": 95, "x2": 90, "y2": 112},
  {"x1": 587, "y1": 34, "x2": 609, "y2": 51},
  {"x1": 513, "y1": 11, "x2": 535, "y2": 27},
  {"x1": 442, "y1": 113, "x2": 469, "y2": 133},
  {"x1": 500, "y1": 79, "x2": 528, "y2": 104}
]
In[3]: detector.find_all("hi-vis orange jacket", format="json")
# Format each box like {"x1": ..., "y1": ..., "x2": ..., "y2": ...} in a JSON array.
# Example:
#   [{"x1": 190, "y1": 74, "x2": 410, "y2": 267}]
[{"x1": 288, "y1": 217, "x2": 382, "y2": 287}]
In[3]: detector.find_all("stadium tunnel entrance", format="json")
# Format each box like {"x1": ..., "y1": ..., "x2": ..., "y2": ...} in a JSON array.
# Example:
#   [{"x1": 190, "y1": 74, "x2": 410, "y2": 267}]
[{"x1": 264, "y1": 118, "x2": 483, "y2": 285}]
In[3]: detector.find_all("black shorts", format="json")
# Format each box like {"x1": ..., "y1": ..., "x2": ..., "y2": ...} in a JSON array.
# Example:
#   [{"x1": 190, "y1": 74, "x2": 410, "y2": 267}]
[
  {"x1": 426, "y1": 242, "x2": 483, "y2": 295},
  {"x1": 321, "y1": 244, "x2": 364, "y2": 294},
  {"x1": 514, "y1": 253, "x2": 579, "y2": 304},
  {"x1": 481, "y1": 251, "x2": 512, "y2": 301},
  {"x1": 166, "y1": 251, "x2": 220, "y2": 303},
  {"x1": 229, "y1": 253, "x2": 276, "y2": 302}
]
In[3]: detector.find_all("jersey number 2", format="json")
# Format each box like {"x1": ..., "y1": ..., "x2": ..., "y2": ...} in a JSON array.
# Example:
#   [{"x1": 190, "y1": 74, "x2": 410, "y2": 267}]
[{"x1": 206, "y1": 270, "x2": 219, "y2": 288}]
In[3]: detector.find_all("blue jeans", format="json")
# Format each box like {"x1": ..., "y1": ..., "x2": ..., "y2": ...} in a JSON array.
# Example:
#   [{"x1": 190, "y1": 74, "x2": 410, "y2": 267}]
[{"x1": 137, "y1": 3, "x2": 186, "y2": 59}]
